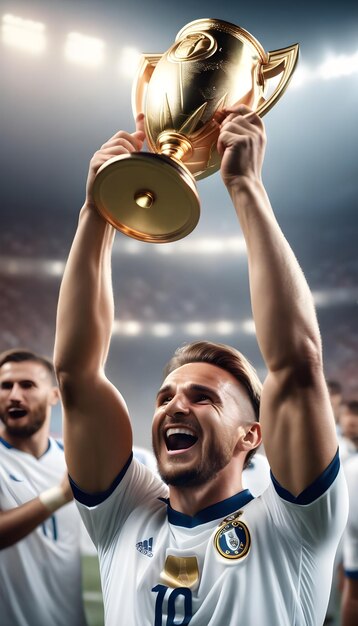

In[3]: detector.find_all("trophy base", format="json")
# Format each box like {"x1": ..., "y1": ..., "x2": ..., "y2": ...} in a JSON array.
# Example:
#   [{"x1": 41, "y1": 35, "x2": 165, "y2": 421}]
[{"x1": 92, "y1": 152, "x2": 200, "y2": 243}]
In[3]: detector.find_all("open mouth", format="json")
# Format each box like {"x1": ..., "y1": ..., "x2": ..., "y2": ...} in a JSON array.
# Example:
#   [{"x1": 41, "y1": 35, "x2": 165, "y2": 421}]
[
  {"x1": 165, "y1": 427, "x2": 198, "y2": 452},
  {"x1": 8, "y1": 408, "x2": 27, "y2": 419}
]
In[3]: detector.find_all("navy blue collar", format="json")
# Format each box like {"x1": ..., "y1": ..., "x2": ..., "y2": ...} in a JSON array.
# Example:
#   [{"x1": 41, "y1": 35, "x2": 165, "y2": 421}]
[
  {"x1": 0, "y1": 436, "x2": 51, "y2": 457},
  {"x1": 160, "y1": 489, "x2": 254, "y2": 528}
]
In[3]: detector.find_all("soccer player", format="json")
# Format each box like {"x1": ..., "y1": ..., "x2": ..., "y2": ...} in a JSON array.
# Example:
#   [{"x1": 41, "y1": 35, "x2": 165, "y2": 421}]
[
  {"x1": 54, "y1": 107, "x2": 348, "y2": 625},
  {"x1": 0, "y1": 349, "x2": 87, "y2": 626},
  {"x1": 341, "y1": 454, "x2": 358, "y2": 625}
]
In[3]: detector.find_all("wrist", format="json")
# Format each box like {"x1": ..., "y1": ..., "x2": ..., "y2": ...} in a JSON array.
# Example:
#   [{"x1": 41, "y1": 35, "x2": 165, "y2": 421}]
[{"x1": 39, "y1": 486, "x2": 69, "y2": 513}]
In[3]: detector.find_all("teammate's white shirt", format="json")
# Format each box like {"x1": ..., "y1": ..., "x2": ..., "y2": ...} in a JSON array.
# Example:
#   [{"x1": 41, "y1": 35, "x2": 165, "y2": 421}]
[
  {"x1": 73, "y1": 450, "x2": 348, "y2": 626},
  {"x1": 0, "y1": 436, "x2": 87, "y2": 626},
  {"x1": 343, "y1": 453, "x2": 358, "y2": 577},
  {"x1": 242, "y1": 452, "x2": 270, "y2": 496}
]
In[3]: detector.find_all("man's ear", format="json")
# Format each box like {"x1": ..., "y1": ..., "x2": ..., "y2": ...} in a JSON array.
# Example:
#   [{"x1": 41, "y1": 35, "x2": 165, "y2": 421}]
[
  {"x1": 239, "y1": 422, "x2": 262, "y2": 452},
  {"x1": 49, "y1": 387, "x2": 60, "y2": 407}
]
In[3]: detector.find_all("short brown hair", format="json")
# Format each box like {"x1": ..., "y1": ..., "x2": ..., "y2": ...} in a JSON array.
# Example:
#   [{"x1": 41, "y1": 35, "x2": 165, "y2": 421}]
[
  {"x1": 0, "y1": 348, "x2": 56, "y2": 384},
  {"x1": 164, "y1": 341, "x2": 262, "y2": 467}
]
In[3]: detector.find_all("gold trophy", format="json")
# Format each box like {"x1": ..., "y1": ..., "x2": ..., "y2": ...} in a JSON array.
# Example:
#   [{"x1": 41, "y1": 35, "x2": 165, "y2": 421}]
[{"x1": 93, "y1": 18, "x2": 298, "y2": 243}]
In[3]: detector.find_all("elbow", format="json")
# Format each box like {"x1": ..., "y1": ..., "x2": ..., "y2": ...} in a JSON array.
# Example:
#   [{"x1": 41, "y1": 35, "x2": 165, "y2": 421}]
[{"x1": 269, "y1": 336, "x2": 324, "y2": 386}]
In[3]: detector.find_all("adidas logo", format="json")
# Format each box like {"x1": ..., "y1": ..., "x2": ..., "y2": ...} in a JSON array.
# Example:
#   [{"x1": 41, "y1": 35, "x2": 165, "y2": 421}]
[{"x1": 136, "y1": 537, "x2": 153, "y2": 557}]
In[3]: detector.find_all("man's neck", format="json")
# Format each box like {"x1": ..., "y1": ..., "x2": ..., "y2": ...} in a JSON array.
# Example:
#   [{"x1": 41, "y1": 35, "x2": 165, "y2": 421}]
[
  {"x1": 168, "y1": 464, "x2": 245, "y2": 517},
  {"x1": 1, "y1": 429, "x2": 50, "y2": 458}
]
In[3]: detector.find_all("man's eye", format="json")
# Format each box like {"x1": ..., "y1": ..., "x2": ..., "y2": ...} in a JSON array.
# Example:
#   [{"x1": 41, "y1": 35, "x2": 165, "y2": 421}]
[
  {"x1": 160, "y1": 397, "x2": 172, "y2": 405},
  {"x1": 196, "y1": 395, "x2": 210, "y2": 403}
]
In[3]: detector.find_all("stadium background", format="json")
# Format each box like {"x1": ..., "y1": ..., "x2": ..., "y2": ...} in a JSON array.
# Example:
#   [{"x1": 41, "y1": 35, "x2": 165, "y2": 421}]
[{"x1": 1, "y1": 1, "x2": 357, "y2": 623}]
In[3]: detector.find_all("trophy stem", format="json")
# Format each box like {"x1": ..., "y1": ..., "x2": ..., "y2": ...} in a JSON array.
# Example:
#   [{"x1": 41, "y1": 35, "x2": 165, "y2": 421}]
[{"x1": 156, "y1": 131, "x2": 193, "y2": 162}]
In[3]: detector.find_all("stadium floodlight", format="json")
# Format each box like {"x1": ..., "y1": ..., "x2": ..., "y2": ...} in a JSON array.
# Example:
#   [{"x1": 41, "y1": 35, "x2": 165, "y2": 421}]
[
  {"x1": 185, "y1": 322, "x2": 207, "y2": 336},
  {"x1": 1, "y1": 13, "x2": 46, "y2": 54},
  {"x1": 119, "y1": 46, "x2": 141, "y2": 77},
  {"x1": 64, "y1": 32, "x2": 105, "y2": 67},
  {"x1": 152, "y1": 323, "x2": 173, "y2": 337},
  {"x1": 215, "y1": 320, "x2": 236, "y2": 335},
  {"x1": 155, "y1": 236, "x2": 246, "y2": 256},
  {"x1": 242, "y1": 319, "x2": 256, "y2": 335},
  {"x1": 290, "y1": 64, "x2": 314, "y2": 89},
  {"x1": 318, "y1": 51, "x2": 358, "y2": 80},
  {"x1": 112, "y1": 320, "x2": 143, "y2": 336}
]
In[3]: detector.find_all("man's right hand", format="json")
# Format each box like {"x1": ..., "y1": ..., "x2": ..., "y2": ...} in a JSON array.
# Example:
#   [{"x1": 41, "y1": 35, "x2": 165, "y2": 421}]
[{"x1": 85, "y1": 113, "x2": 146, "y2": 209}]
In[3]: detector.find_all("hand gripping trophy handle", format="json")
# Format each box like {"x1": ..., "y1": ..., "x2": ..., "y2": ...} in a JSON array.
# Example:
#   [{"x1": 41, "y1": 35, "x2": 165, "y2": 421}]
[{"x1": 93, "y1": 19, "x2": 299, "y2": 243}]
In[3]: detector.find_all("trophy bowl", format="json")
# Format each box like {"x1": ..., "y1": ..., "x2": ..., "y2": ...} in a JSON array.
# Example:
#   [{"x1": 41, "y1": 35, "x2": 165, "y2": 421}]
[{"x1": 92, "y1": 18, "x2": 299, "y2": 243}]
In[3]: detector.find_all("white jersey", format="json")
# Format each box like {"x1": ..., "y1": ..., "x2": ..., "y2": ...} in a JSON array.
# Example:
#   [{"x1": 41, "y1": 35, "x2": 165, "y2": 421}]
[
  {"x1": 343, "y1": 453, "x2": 358, "y2": 577},
  {"x1": 0, "y1": 436, "x2": 87, "y2": 626},
  {"x1": 242, "y1": 452, "x2": 270, "y2": 496},
  {"x1": 73, "y1": 450, "x2": 348, "y2": 626}
]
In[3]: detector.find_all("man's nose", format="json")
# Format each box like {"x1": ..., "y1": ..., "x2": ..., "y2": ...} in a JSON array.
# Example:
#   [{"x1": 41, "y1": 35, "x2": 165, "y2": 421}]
[
  {"x1": 8, "y1": 384, "x2": 23, "y2": 402},
  {"x1": 165, "y1": 394, "x2": 190, "y2": 416}
]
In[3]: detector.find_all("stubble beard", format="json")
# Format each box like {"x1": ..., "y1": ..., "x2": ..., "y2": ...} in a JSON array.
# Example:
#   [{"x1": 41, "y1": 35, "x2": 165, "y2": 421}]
[
  {"x1": 0, "y1": 404, "x2": 47, "y2": 439},
  {"x1": 152, "y1": 436, "x2": 233, "y2": 488}
]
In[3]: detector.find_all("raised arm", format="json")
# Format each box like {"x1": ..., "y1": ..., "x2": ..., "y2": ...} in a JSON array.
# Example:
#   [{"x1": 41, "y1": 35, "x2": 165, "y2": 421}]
[
  {"x1": 54, "y1": 117, "x2": 145, "y2": 493},
  {"x1": 218, "y1": 105, "x2": 337, "y2": 495}
]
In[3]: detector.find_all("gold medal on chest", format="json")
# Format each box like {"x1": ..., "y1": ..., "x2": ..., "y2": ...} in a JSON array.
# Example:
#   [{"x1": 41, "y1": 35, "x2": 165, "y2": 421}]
[{"x1": 214, "y1": 510, "x2": 251, "y2": 560}]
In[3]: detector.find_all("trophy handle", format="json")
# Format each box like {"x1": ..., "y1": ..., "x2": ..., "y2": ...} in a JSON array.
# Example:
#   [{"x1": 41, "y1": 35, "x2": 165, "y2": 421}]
[
  {"x1": 131, "y1": 53, "x2": 162, "y2": 118},
  {"x1": 256, "y1": 44, "x2": 299, "y2": 117}
]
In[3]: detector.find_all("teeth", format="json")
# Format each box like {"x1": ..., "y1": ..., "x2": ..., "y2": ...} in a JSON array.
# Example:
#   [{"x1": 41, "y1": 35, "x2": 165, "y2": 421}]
[{"x1": 166, "y1": 427, "x2": 195, "y2": 438}]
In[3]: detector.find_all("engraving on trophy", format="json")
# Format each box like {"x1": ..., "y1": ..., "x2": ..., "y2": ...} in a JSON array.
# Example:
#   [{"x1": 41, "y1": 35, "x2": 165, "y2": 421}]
[{"x1": 169, "y1": 32, "x2": 217, "y2": 63}]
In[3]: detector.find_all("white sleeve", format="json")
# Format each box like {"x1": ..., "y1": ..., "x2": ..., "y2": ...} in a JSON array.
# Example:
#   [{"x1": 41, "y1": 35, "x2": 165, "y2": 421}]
[
  {"x1": 71, "y1": 454, "x2": 168, "y2": 552},
  {"x1": 343, "y1": 455, "x2": 358, "y2": 576},
  {"x1": 263, "y1": 453, "x2": 348, "y2": 548}
]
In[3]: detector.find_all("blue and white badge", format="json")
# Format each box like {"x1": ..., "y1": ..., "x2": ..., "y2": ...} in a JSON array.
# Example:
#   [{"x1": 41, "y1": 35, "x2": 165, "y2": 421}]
[{"x1": 214, "y1": 512, "x2": 251, "y2": 560}]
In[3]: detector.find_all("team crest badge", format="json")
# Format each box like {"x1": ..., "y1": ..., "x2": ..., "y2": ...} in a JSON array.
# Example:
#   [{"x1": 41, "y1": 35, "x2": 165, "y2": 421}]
[{"x1": 214, "y1": 511, "x2": 251, "y2": 560}]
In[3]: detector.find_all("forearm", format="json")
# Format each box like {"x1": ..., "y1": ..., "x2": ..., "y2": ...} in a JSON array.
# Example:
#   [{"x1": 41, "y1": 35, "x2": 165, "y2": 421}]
[
  {"x1": 54, "y1": 204, "x2": 116, "y2": 377},
  {"x1": 228, "y1": 177, "x2": 321, "y2": 372},
  {"x1": 0, "y1": 487, "x2": 69, "y2": 550}
]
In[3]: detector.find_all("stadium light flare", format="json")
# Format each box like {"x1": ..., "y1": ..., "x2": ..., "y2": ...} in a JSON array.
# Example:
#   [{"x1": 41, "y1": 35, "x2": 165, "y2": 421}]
[
  {"x1": 111, "y1": 318, "x2": 255, "y2": 338},
  {"x1": 2, "y1": 13, "x2": 357, "y2": 86},
  {"x1": 119, "y1": 47, "x2": 142, "y2": 78},
  {"x1": 64, "y1": 32, "x2": 105, "y2": 67},
  {"x1": 112, "y1": 320, "x2": 142, "y2": 336},
  {"x1": 1, "y1": 13, "x2": 46, "y2": 54},
  {"x1": 318, "y1": 51, "x2": 358, "y2": 80}
]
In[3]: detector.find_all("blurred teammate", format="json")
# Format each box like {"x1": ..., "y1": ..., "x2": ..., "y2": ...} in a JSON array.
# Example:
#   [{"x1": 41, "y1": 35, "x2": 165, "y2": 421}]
[
  {"x1": 0, "y1": 349, "x2": 87, "y2": 626},
  {"x1": 340, "y1": 401, "x2": 358, "y2": 451},
  {"x1": 342, "y1": 453, "x2": 358, "y2": 625},
  {"x1": 54, "y1": 108, "x2": 348, "y2": 625},
  {"x1": 327, "y1": 379, "x2": 343, "y2": 433}
]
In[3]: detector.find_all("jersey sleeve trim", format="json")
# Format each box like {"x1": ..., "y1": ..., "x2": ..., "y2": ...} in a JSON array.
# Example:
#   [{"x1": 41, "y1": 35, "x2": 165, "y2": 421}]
[
  {"x1": 270, "y1": 449, "x2": 339, "y2": 504},
  {"x1": 0, "y1": 437, "x2": 13, "y2": 449},
  {"x1": 69, "y1": 452, "x2": 133, "y2": 506},
  {"x1": 345, "y1": 570, "x2": 358, "y2": 580}
]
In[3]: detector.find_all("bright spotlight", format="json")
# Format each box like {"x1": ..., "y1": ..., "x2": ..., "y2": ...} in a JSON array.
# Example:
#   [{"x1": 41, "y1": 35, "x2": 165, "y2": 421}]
[
  {"x1": 242, "y1": 319, "x2": 256, "y2": 335},
  {"x1": 185, "y1": 322, "x2": 207, "y2": 336},
  {"x1": 215, "y1": 320, "x2": 236, "y2": 335},
  {"x1": 290, "y1": 64, "x2": 314, "y2": 89},
  {"x1": 119, "y1": 47, "x2": 142, "y2": 77},
  {"x1": 112, "y1": 320, "x2": 143, "y2": 336},
  {"x1": 318, "y1": 51, "x2": 358, "y2": 80},
  {"x1": 64, "y1": 32, "x2": 105, "y2": 67},
  {"x1": 1, "y1": 13, "x2": 46, "y2": 54},
  {"x1": 152, "y1": 323, "x2": 173, "y2": 337}
]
